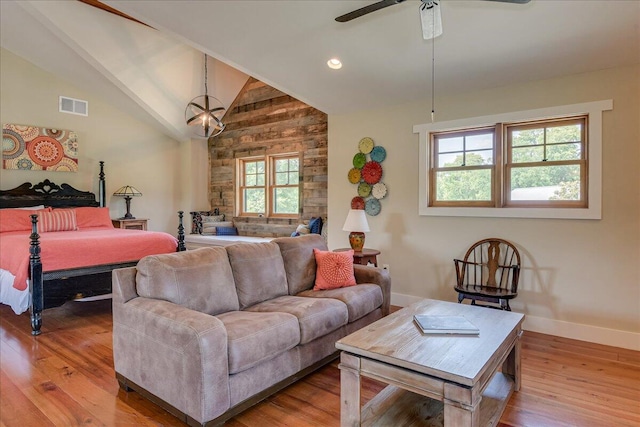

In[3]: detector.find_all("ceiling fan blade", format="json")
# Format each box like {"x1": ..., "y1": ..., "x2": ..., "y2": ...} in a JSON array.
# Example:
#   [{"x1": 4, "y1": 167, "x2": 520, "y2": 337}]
[{"x1": 335, "y1": 0, "x2": 407, "y2": 23}]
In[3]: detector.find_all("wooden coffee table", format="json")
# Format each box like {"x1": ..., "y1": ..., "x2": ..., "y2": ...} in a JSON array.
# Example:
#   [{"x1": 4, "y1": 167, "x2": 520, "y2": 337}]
[{"x1": 336, "y1": 299, "x2": 524, "y2": 426}]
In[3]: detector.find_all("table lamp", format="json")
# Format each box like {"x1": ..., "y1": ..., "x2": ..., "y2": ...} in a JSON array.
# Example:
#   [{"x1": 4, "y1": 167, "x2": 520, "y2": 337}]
[
  {"x1": 113, "y1": 185, "x2": 142, "y2": 219},
  {"x1": 342, "y1": 209, "x2": 370, "y2": 252}
]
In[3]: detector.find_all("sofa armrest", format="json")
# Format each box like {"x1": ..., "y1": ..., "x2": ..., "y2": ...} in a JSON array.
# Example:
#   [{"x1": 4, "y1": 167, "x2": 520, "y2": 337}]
[
  {"x1": 112, "y1": 294, "x2": 230, "y2": 424},
  {"x1": 353, "y1": 264, "x2": 391, "y2": 316}
]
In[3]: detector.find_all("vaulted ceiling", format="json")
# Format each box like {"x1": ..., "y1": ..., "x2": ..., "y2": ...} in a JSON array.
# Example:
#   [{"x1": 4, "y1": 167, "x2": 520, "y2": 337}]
[{"x1": 2, "y1": 1, "x2": 638, "y2": 141}]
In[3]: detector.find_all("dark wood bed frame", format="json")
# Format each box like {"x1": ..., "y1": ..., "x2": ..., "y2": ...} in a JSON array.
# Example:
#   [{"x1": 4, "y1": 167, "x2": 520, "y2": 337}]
[{"x1": 0, "y1": 161, "x2": 186, "y2": 335}]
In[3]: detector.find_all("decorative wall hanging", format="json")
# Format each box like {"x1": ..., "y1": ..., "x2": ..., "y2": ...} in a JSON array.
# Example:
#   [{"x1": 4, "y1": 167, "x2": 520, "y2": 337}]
[
  {"x1": 346, "y1": 136, "x2": 387, "y2": 216},
  {"x1": 2, "y1": 124, "x2": 78, "y2": 172}
]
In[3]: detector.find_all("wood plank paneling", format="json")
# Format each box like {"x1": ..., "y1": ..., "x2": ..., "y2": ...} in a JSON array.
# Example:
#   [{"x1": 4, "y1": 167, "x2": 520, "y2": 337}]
[
  {"x1": 208, "y1": 78, "x2": 328, "y2": 237},
  {"x1": 1, "y1": 302, "x2": 638, "y2": 427}
]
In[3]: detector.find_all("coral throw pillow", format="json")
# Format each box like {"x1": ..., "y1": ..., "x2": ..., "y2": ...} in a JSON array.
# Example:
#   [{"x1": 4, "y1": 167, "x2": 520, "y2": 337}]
[
  {"x1": 313, "y1": 248, "x2": 356, "y2": 290},
  {"x1": 38, "y1": 209, "x2": 78, "y2": 232},
  {"x1": 73, "y1": 207, "x2": 114, "y2": 229},
  {"x1": 0, "y1": 208, "x2": 48, "y2": 233}
]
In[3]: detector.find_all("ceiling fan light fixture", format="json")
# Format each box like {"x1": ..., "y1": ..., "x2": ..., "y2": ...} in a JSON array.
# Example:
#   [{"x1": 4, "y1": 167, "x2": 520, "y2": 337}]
[
  {"x1": 327, "y1": 58, "x2": 343, "y2": 69},
  {"x1": 420, "y1": 0, "x2": 442, "y2": 40}
]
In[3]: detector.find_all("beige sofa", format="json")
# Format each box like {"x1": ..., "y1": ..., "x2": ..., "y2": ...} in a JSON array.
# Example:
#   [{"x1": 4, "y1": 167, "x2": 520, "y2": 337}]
[{"x1": 112, "y1": 234, "x2": 390, "y2": 426}]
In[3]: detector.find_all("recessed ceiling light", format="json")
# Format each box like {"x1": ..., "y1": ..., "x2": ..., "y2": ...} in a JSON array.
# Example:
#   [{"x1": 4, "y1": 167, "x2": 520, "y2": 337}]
[{"x1": 327, "y1": 58, "x2": 342, "y2": 70}]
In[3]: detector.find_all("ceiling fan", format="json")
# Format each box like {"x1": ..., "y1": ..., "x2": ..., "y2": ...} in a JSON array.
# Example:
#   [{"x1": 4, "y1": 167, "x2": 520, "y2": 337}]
[{"x1": 336, "y1": 0, "x2": 531, "y2": 40}]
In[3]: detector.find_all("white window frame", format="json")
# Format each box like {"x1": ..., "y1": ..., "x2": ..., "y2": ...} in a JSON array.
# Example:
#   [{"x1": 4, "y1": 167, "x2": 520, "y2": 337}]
[{"x1": 414, "y1": 100, "x2": 612, "y2": 220}]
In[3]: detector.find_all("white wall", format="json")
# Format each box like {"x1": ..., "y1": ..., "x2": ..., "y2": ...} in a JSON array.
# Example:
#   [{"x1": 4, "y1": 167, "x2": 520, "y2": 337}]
[
  {"x1": 0, "y1": 49, "x2": 184, "y2": 234},
  {"x1": 328, "y1": 65, "x2": 640, "y2": 350}
]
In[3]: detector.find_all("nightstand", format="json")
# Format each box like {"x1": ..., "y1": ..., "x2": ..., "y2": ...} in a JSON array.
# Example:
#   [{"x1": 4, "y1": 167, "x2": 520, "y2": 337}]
[
  {"x1": 334, "y1": 248, "x2": 380, "y2": 267},
  {"x1": 112, "y1": 218, "x2": 148, "y2": 230}
]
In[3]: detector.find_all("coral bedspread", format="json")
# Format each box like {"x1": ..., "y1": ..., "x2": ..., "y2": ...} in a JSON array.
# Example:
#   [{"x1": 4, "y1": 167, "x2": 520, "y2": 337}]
[{"x1": 1, "y1": 228, "x2": 178, "y2": 291}]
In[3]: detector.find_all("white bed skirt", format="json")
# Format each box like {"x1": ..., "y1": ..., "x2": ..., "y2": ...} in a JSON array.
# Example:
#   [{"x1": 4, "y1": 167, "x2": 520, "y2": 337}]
[{"x1": 0, "y1": 269, "x2": 29, "y2": 314}]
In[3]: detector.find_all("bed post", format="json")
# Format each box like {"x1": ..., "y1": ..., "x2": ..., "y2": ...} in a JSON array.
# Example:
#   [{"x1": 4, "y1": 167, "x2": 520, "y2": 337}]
[
  {"x1": 177, "y1": 211, "x2": 186, "y2": 252},
  {"x1": 29, "y1": 215, "x2": 43, "y2": 336},
  {"x1": 99, "y1": 161, "x2": 106, "y2": 207}
]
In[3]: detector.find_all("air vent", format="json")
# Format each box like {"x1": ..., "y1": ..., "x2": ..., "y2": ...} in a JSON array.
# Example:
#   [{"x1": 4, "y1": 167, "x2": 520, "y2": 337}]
[{"x1": 59, "y1": 96, "x2": 88, "y2": 116}]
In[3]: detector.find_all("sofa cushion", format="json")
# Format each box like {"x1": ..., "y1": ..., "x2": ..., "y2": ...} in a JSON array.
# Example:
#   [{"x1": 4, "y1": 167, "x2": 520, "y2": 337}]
[
  {"x1": 226, "y1": 242, "x2": 288, "y2": 309},
  {"x1": 246, "y1": 295, "x2": 348, "y2": 345},
  {"x1": 216, "y1": 310, "x2": 300, "y2": 375},
  {"x1": 298, "y1": 284, "x2": 383, "y2": 323},
  {"x1": 313, "y1": 249, "x2": 357, "y2": 290},
  {"x1": 136, "y1": 247, "x2": 239, "y2": 315},
  {"x1": 273, "y1": 234, "x2": 328, "y2": 295}
]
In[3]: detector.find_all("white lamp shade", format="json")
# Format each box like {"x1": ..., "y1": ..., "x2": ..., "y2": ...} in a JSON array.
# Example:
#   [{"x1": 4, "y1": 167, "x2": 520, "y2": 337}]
[{"x1": 342, "y1": 209, "x2": 370, "y2": 232}]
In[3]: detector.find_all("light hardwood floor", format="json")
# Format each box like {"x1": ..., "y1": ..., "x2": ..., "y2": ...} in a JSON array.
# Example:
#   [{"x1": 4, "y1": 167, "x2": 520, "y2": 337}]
[{"x1": 1, "y1": 300, "x2": 638, "y2": 426}]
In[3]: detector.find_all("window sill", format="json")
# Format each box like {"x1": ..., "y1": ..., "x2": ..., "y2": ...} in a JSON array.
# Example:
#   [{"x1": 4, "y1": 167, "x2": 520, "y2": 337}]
[{"x1": 419, "y1": 206, "x2": 600, "y2": 220}]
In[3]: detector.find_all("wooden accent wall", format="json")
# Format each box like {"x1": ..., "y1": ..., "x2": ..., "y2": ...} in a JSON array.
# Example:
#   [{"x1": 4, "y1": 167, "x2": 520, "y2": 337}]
[{"x1": 208, "y1": 78, "x2": 328, "y2": 237}]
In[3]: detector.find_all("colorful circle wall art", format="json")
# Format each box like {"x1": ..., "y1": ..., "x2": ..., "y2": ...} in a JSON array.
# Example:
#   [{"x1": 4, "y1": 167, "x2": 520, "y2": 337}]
[
  {"x1": 346, "y1": 137, "x2": 387, "y2": 216},
  {"x1": 351, "y1": 196, "x2": 365, "y2": 210},
  {"x1": 347, "y1": 168, "x2": 361, "y2": 184},
  {"x1": 2, "y1": 124, "x2": 78, "y2": 172}
]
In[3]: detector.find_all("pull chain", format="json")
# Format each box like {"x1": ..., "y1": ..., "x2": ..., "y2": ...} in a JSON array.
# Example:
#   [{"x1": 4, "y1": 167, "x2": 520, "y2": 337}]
[{"x1": 431, "y1": 5, "x2": 435, "y2": 123}]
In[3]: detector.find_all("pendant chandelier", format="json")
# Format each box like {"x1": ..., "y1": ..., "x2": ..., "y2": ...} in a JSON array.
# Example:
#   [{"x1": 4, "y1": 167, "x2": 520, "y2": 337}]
[{"x1": 185, "y1": 53, "x2": 226, "y2": 138}]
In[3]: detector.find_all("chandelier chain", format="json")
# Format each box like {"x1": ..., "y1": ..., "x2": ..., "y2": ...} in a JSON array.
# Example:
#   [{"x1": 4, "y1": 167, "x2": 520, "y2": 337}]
[{"x1": 204, "y1": 54, "x2": 208, "y2": 96}]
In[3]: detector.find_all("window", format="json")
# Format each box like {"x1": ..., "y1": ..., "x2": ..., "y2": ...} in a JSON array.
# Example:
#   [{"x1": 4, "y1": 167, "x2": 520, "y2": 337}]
[
  {"x1": 430, "y1": 127, "x2": 496, "y2": 207},
  {"x1": 430, "y1": 117, "x2": 588, "y2": 209},
  {"x1": 506, "y1": 117, "x2": 586, "y2": 208},
  {"x1": 238, "y1": 154, "x2": 300, "y2": 217},
  {"x1": 415, "y1": 100, "x2": 612, "y2": 219}
]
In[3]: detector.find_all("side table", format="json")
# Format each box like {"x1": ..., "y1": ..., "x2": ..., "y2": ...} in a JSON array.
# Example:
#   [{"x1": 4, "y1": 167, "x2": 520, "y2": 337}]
[
  {"x1": 334, "y1": 248, "x2": 380, "y2": 267},
  {"x1": 112, "y1": 218, "x2": 148, "y2": 230}
]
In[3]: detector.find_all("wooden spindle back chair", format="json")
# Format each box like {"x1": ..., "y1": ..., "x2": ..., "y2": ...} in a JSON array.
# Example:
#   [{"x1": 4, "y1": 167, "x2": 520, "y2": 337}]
[{"x1": 454, "y1": 238, "x2": 521, "y2": 311}]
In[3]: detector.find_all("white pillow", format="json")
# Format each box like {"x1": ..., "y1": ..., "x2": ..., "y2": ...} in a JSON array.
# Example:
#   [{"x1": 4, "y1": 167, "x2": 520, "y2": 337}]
[
  {"x1": 11, "y1": 205, "x2": 46, "y2": 210},
  {"x1": 295, "y1": 224, "x2": 311, "y2": 235},
  {"x1": 202, "y1": 214, "x2": 225, "y2": 223}
]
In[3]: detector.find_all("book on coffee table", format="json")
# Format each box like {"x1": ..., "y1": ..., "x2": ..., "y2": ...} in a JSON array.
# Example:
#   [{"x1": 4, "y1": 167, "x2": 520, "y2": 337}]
[{"x1": 413, "y1": 314, "x2": 479, "y2": 335}]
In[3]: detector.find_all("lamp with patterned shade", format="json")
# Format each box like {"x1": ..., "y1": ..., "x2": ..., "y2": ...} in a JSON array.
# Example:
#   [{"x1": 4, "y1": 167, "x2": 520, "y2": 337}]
[
  {"x1": 113, "y1": 185, "x2": 142, "y2": 219},
  {"x1": 342, "y1": 209, "x2": 370, "y2": 252}
]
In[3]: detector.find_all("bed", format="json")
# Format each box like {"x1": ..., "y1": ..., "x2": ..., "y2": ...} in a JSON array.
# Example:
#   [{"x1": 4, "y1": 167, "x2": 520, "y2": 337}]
[{"x1": 0, "y1": 162, "x2": 186, "y2": 335}]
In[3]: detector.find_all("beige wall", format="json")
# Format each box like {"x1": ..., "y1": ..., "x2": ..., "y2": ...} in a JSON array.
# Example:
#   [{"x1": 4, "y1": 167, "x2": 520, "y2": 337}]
[
  {"x1": 328, "y1": 65, "x2": 640, "y2": 349},
  {"x1": 0, "y1": 49, "x2": 184, "y2": 234}
]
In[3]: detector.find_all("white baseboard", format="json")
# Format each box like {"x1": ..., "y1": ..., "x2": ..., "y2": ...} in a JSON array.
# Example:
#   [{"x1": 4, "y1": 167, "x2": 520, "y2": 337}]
[
  {"x1": 390, "y1": 292, "x2": 640, "y2": 351},
  {"x1": 522, "y1": 315, "x2": 640, "y2": 351}
]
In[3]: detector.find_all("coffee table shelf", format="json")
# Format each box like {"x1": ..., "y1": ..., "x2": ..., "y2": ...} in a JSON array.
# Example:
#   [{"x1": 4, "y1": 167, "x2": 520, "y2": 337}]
[{"x1": 361, "y1": 372, "x2": 514, "y2": 427}]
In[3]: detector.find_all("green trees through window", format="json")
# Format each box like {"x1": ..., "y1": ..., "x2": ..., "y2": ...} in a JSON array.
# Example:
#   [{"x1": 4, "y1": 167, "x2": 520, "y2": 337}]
[
  {"x1": 273, "y1": 157, "x2": 299, "y2": 214},
  {"x1": 430, "y1": 116, "x2": 587, "y2": 208},
  {"x1": 239, "y1": 155, "x2": 300, "y2": 217},
  {"x1": 508, "y1": 121, "x2": 583, "y2": 202}
]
